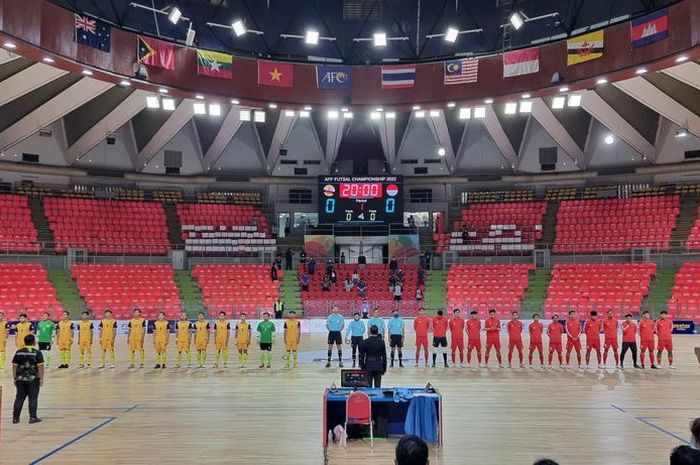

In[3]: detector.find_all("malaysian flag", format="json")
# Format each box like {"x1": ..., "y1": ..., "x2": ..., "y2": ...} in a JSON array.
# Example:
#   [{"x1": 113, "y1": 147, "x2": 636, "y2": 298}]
[
  {"x1": 444, "y1": 58, "x2": 479, "y2": 85},
  {"x1": 381, "y1": 65, "x2": 416, "y2": 89},
  {"x1": 74, "y1": 14, "x2": 111, "y2": 53}
]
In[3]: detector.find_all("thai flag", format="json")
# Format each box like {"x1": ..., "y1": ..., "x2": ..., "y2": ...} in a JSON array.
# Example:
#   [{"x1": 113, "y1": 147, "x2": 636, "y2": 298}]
[{"x1": 381, "y1": 65, "x2": 416, "y2": 89}]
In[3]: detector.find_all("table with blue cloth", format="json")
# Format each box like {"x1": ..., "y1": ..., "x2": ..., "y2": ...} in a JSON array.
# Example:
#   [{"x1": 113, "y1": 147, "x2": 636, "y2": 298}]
[{"x1": 322, "y1": 386, "x2": 443, "y2": 446}]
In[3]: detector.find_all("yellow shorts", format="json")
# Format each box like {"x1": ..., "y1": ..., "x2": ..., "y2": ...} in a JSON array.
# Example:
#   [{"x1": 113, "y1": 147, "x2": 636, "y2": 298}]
[
  {"x1": 79, "y1": 344, "x2": 92, "y2": 351},
  {"x1": 236, "y1": 343, "x2": 249, "y2": 350},
  {"x1": 129, "y1": 342, "x2": 144, "y2": 351},
  {"x1": 285, "y1": 343, "x2": 299, "y2": 351},
  {"x1": 154, "y1": 342, "x2": 168, "y2": 352},
  {"x1": 215, "y1": 343, "x2": 228, "y2": 351},
  {"x1": 195, "y1": 343, "x2": 208, "y2": 351},
  {"x1": 0, "y1": 341, "x2": 6, "y2": 351},
  {"x1": 101, "y1": 340, "x2": 115, "y2": 350},
  {"x1": 177, "y1": 342, "x2": 190, "y2": 352},
  {"x1": 58, "y1": 342, "x2": 72, "y2": 351}
]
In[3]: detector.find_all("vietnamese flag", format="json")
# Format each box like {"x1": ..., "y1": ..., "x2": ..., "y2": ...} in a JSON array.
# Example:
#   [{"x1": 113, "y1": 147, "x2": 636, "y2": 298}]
[{"x1": 258, "y1": 60, "x2": 293, "y2": 88}]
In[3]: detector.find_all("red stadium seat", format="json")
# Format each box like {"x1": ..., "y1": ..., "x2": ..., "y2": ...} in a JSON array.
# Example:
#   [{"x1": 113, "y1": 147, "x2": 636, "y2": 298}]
[
  {"x1": 0, "y1": 263, "x2": 62, "y2": 318},
  {"x1": 667, "y1": 262, "x2": 700, "y2": 322},
  {"x1": 0, "y1": 194, "x2": 40, "y2": 253},
  {"x1": 72, "y1": 264, "x2": 180, "y2": 318}
]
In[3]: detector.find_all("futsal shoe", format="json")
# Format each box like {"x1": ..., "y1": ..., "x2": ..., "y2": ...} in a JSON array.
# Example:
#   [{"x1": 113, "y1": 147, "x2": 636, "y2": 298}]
[
  {"x1": 161, "y1": 364, "x2": 166, "y2": 369},
  {"x1": 520, "y1": 364, "x2": 526, "y2": 368},
  {"x1": 109, "y1": 364, "x2": 115, "y2": 369},
  {"x1": 634, "y1": 364, "x2": 642, "y2": 369},
  {"x1": 12, "y1": 417, "x2": 19, "y2": 424},
  {"x1": 28, "y1": 418, "x2": 42, "y2": 424},
  {"x1": 399, "y1": 362, "x2": 404, "y2": 367},
  {"x1": 598, "y1": 364, "x2": 605, "y2": 369},
  {"x1": 259, "y1": 364, "x2": 265, "y2": 368},
  {"x1": 479, "y1": 363, "x2": 487, "y2": 368},
  {"x1": 339, "y1": 362, "x2": 344, "y2": 368},
  {"x1": 466, "y1": 363, "x2": 471, "y2": 368},
  {"x1": 293, "y1": 363, "x2": 298, "y2": 368},
  {"x1": 498, "y1": 364, "x2": 505, "y2": 368},
  {"x1": 213, "y1": 364, "x2": 219, "y2": 369},
  {"x1": 154, "y1": 364, "x2": 161, "y2": 369},
  {"x1": 78, "y1": 364, "x2": 85, "y2": 369},
  {"x1": 651, "y1": 365, "x2": 659, "y2": 369},
  {"x1": 325, "y1": 362, "x2": 331, "y2": 368},
  {"x1": 174, "y1": 365, "x2": 181, "y2": 369},
  {"x1": 669, "y1": 365, "x2": 676, "y2": 370},
  {"x1": 139, "y1": 364, "x2": 144, "y2": 369},
  {"x1": 390, "y1": 362, "x2": 394, "y2": 368},
  {"x1": 584, "y1": 365, "x2": 590, "y2": 369},
  {"x1": 97, "y1": 364, "x2": 105, "y2": 369},
  {"x1": 266, "y1": 364, "x2": 271, "y2": 368},
  {"x1": 129, "y1": 364, "x2": 135, "y2": 369},
  {"x1": 415, "y1": 362, "x2": 419, "y2": 367}
]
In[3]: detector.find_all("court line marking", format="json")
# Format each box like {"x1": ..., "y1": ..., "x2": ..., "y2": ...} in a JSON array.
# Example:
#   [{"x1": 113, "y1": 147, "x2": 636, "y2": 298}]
[
  {"x1": 28, "y1": 416, "x2": 117, "y2": 465},
  {"x1": 124, "y1": 404, "x2": 140, "y2": 413},
  {"x1": 635, "y1": 417, "x2": 692, "y2": 446},
  {"x1": 610, "y1": 404, "x2": 626, "y2": 412}
]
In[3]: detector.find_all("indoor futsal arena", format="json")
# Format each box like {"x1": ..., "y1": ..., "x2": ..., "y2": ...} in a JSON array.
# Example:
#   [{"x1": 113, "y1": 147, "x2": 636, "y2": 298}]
[{"x1": 2, "y1": 0, "x2": 700, "y2": 464}]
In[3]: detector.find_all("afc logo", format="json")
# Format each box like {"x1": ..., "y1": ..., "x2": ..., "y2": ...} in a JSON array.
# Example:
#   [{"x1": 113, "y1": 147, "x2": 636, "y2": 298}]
[{"x1": 321, "y1": 71, "x2": 349, "y2": 84}]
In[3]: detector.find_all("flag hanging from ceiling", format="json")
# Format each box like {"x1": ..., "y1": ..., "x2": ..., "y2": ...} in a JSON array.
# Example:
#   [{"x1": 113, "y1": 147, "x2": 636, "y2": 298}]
[
  {"x1": 258, "y1": 60, "x2": 294, "y2": 87},
  {"x1": 567, "y1": 30, "x2": 604, "y2": 66},
  {"x1": 381, "y1": 65, "x2": 416, "y2": 89},
  {"x1": 137, "y1": 35, "x2": 175, "y2": 70},
  {"x1": 74, "y1": 14, "x2": 111, "y2": 53},
  {"x1": 197, "y1": 50, "x2": 233, "y2": 79},
  {"x1": 630, "y1": 9, "x2": 669, "y2": 48},
  {"x1": 503, "y1": 47, "x2": 540, "y2": 78},
  {"x1": 443, "y1": 58, "x2": 479, "y2": 85},
  {"x1": 316, "y1": 65, "x2": 352, "y2": 90}
]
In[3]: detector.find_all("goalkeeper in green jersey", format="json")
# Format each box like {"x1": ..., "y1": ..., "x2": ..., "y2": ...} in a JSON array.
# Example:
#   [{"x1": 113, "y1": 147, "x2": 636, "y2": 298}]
[
  {"x1": 36, "y1": 312, "x2": 56, "y2": 367},
  {"x1": 257, "y1": 312, "x2": 276, "y2": 368}
]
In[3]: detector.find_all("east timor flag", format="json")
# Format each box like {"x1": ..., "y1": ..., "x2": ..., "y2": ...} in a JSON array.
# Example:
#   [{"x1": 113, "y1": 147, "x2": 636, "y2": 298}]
[
  {"x1": 197, "y1": 50, "x2": 233, "y2": 79},
  {"x1": 258, "y1": 60, "x2": 293, "y2": 88},
  {"x1": 137, "y1": 35, "x2": 175, "y2": 70}
]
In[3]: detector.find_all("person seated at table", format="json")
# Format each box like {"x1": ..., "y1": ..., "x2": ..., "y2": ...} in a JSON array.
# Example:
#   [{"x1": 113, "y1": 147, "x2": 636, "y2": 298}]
[
  {"x1": 300, "y1": 273, "x2": 310, "y2": 291},
  {"x1": 395, "y1": 435, "x2": 429, "y2": 465},
  {"x1": 344, "y1": 276, "x2": 354, "y2": 293}
]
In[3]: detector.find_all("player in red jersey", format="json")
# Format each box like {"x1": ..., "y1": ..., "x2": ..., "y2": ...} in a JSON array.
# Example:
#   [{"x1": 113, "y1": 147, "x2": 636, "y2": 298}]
[
  {"x1": 584, "y1": 311, "x2": 603, "y2": 369},
  {"x1": 565, "y1": 310, "x2": 583, "y2": 369},
  {"x1": 413, "y1": 308, "x2": 431, "y2": 367},
  {"x1": 507, "y1": 311, "x2": 524, "y2": 368},
  {"x1": 484, "y1": 309, "x2": 503, "y2": 368},
  {"x1": 638, "y1": 310, "x2": 658, "y2": 369},
  {"x1": 449, "y1": 309, "x2": 465, "y2": 367},
  {"x1": 528, "y1": 313, "x2": 544, "y2": 368},
  {"x1": 431, "y1": 310, "x2": 449, "y2": 368},
  {"x1": 547, "y1": 314, "x2": 564, "y2": 369},
  {"x1": 465, "y1": 310, "x2": 482, "y2": 368},
  {"x1": 620, "y1": 313, "x2": 641, "y2": 369},
  {"x1": 655, "y1": 310, "x2": 675, "y2": 369},
  {"x1": 602, "y1": 310, "x2": 620, "y2": 369}
]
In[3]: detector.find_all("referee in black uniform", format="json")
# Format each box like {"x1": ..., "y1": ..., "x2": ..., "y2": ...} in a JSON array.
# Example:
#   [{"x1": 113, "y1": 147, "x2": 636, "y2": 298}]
[
  {"x1": 359, "y1": 325, "x2": 387, "y2": 388},
  {"x1": 12, "y1": 334, "x2": 44, "y2": 424}
]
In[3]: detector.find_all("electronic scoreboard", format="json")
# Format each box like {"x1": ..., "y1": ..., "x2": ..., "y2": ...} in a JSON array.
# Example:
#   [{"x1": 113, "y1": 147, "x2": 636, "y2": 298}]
[{"x1": 319, "y1": 176, "x2": 403, "y2": 224}]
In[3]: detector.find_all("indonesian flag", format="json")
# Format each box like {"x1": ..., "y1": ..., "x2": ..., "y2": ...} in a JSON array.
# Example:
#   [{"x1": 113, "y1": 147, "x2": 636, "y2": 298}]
[{"x1": 503, "y1": 47, "x2": 540, "y2": 78}]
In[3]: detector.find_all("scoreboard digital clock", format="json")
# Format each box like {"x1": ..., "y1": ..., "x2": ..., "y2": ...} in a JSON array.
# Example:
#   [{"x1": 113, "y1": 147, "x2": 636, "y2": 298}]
[{"x1": 319, "y1": 176, "x2": 403, "y2": 224}]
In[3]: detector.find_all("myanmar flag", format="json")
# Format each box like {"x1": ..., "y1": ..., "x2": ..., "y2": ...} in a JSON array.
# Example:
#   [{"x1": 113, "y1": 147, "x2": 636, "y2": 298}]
[
  {"x1": 197, "y1": 50, "x2": 233, "y2": 79},
  {"x1": 137, "y1": 35, "x2": 175, "y2": 70},
  {"x1": 258, "y1": 60, "x2": 293, "y2": 88}
]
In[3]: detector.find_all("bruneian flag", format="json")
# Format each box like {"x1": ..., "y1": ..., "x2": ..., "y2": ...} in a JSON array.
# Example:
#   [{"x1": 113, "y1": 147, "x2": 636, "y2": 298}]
[
  {"x1": 567, "y1": 30, "x2": 604, "y2": 66},
  {"x1": 197, "y1": 50, "x2": 233, "y2": 79},
  {"x1": 137, "y1": 36, "x2": 175, "y2": 70}
]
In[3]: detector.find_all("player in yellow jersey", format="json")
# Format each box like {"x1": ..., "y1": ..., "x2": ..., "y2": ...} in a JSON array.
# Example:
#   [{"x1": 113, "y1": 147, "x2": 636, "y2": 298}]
[
  {"x1": 127, "y1": 309, "x2": 146, "y2": 369},
  {"x1": 0, "y1": 311, "x2": 8, "y2": 370},
  {"x1": 193, "y1": 312, "x2": 210, "y2": 369},
  {"x1": 235, "y1": 313, "x2": 251, "y2": 368},
  {"x1": 213, "y1": 311, "x2": 231, "y2": 369},
  {"x1": 57, "y1": 311, "x2": 74, "y2": 368},
  {"x1": 284, "y1": 310, "x2": 302, "y2": 368},
  {"x1": 175, "y1": 313, "x2": 192, "y2": 368},
  {"x1": 14, "y1": 313, "x2": 34, "y2": 350},
  {"x1": 98, "y1": 309, "x2": 118, "y2": 369},
  {"x1": 77, "y1": 311, "x2": 94, "y2": 368},
  {"x1": 153, "y1": 311, "x2": 170, "y2": 369}
]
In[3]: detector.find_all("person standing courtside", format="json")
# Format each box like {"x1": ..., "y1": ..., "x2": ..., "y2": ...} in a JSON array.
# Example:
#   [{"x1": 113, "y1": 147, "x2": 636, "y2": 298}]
[
  {"x1": 359, "y1": 325, "x2": 387, "y2": 388},
  {"x1": 388, "y1": 310, "x2": 405, "y2": 367},
  {"x1": 325, "y1": 306, "x2": 344, "y2": 368},
  {"x1": 368, "y1": 308, "x2": 386, "y2": 339},
  {"x1": 12, "y1": 334, "x2": 44, "y2": 424},
  {"x1": 345, "y1": 313, "x2": 366, "y2": 368}
]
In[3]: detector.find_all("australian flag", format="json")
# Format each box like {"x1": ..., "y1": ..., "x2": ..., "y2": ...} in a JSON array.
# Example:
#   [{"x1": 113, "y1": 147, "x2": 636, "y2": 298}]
[
  {"x1": 316, "y1": 65, "x2": 352, "y2": 90},
  {"x1": 75, "y1": 14, "x2": 111, "y2": 53}
]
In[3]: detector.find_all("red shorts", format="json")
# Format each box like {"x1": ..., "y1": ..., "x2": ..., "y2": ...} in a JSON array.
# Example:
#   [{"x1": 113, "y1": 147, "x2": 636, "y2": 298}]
[
  {"x1": 529, "y1": 342, "x2": 543, "y2": 351},
  {"x1": 640, "y1": 340, "x2": 655, "y2": 351},
  {"x1": 587, "y1": 340, "x2": 601, "y2": 350},
  {"x1": 657, "y1": 340, "x2": 673, "y2": 351},
  {"x1": 467, "y1": 340, "x2": 481, "y2": 351},
  {"x1": 566, "y1": 338, "x2": 582, "y2": 351},
  {"x1": 486, "y1": 336, "x2": 501, "y2": 350},
  {"x1": 415, "y1": 336, "x2": 429, "y2": 347},
  {"x1": 603, "y1": 339, "x2": 618, "y2": 350},
  {"x1": 509, "y1": 340, "x2": 523, "y2": 351},
  {"x1": 549, "y1": 342, "x2": 562, "y2": 352},
  {"x1": 451, "y1": 339, "x2": 464, "y2": 350}
]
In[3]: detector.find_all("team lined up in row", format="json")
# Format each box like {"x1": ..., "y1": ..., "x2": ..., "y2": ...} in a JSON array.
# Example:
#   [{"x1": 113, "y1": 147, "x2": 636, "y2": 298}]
[
  {"x1": 0, "y1": 309, "x2": 303, "y2": 370},
  {"x1": 327, "y1": 307, "x2": 676, "y2": 370}
]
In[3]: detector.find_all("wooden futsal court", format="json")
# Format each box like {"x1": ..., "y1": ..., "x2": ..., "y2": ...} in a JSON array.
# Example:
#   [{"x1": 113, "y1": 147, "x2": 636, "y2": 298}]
[{"x1": 1, "y1": 334, "x2": 698, "y2": 465}]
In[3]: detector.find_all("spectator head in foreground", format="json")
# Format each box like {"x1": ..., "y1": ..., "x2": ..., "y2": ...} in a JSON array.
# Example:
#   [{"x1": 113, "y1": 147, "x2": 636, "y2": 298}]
[
  {"x1": 395, "y1": 435, "x2": 429, "y2": 465},
  {"x1": 533, "y1": 460, "x2": 559, "y2": 465},
  {"x1": 670, "y1": 445, "x2": 700, "y2": 465},
  {"x1": 690, "y1": 417, "x2": 700, "y2": 449}
]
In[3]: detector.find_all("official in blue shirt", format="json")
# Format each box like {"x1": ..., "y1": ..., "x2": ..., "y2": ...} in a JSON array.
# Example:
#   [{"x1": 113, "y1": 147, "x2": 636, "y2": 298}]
[
  {"x1": 345, "y1": 313, "x2": 366, "y2": 368},
  {"x1": 325, "y1": 306, "x2": 345, "y2": 368},
  {"x1": 367, "y1": 308, "x2": 385, "y2": 339},
  {"x1": 388, "y1": 310, "x2": 405, "y2": 367}
]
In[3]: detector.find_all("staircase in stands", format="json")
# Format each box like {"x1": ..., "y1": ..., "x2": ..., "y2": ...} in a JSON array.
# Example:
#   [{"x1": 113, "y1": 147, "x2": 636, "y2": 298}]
[
  {"x1": 642, "y1": 266, "x2": 678, "y2": 314},
  {"x1": 27, "y1": 196, "x2": 55, "y2": 253},
  {"x1": 423, "y1": 269, "x2": 448, "y2": 312},
  {"x1": 537, "y1": 202, "x2": 559, "y2": 247},
  {"x1": 163, "y1": 202, "x2": 184, "y2": 248},
  {"x1": 46, "y1": 269, "x2": 84, "y2": 314},
  {"x1": 521, "y1": 268, "x2": 552, "y2": 316},
  {"x1": 280, "y1": 270, "x2": 302, "y2": 313},
  {"x1": 670, "y1": 196, "x2": 698, "y2": 251},
  {"x1": 174, "y1": 270, "x2": 203, "y2": 317}
]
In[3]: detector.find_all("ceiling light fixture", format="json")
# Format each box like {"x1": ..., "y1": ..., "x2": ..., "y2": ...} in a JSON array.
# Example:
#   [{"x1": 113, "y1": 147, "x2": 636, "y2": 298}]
[
  {"x1": 254, "y1": 110, "x2": 266, "y2": 123},
  {"x1": 299, "y1": 110, "x2": 310, "y2": 118},
  {"x1": 484, "y1": 98, "x2": 493, "y2": 104},
  {"x1": 510, "y1": 12, "x2": 525, "y2": 30},
  {"x1": 231, "y1": 99, "x2": 240, "y2": 105},
  {"x1": 42, "y1": 57, "x2": 55, "y2": 64},
  {"x1": 195, "y1": 95, "x2": 205, "y2": 100},
  {"x1": 675, "y1": 128, "x2": 690, "y2": 138},
  {"x1": 158, "y1": 88, "x2": 168, "y2": 94},
  {"x1": 414, "y1": 110, "x2": 426, "y2": 118},
  {"x1": 161, "y1": 98, "x2": 176, "y2": 111},
  {"x1": 567, "y1": 94, "x2": 582, "y2": 107},
  {"x1": 82, "y1": 69, "x2": 93, "y2": 76},
  {"x1": 373, "y1": 32, "x2": 387, "y2": 47},
  {"x1": 268, "y1": 103, "x2": 278, "y2": 109},
  {"x1": 604, "y1": 134, "x2": 614, "y2": 145},
  {"x1": 551, "y1": 96, "x2": 566, "y2": 110},
  {"x1": 208, "y1": 104, "x2": 221, "y2": 117},
  {"x1": 240, "y1": 109, "x2": 252, "y2": 121},
  {"x1": 521, "y1": 93, "x2": 531, "y2": 99},
  {"x1": 305, "y1": 30, "x2": 319, "y2": 45},
  {"x1": 519, "y1": 101, "x2": 533, "y2": 113},
  {"x1": 444, "y1": 27, "x2": 459, "y2": 43},
  {"x1": 504, "y1": 102, "x2": 518, "y2": 115},
  {"x1": 284, "y1": 110, "x2": 295, "y2": 117},
  {"x1": 447, "y1": 102, "x2": 456, "y2": 108},
  {"x1": 168, "y1": 7, "x2": 182, "y2": 25},
  {"x1": 370, "y1": 112, "x2": 382, "y2": 120},
  {"x1": 304, "y1": 105, "x2": 312, "y2": 111},
  {"x1": 119, "y1": 80, "x2": 131, "y2": 87},
  {"x1": 232, "y1": 20, "x2": 247, "y2": 37},
  {"x1": 437, "y1": 147, "x2": 446, "y2": 156},
  {"x1": 385, "y1": 112, "x2": 396, "y2": 119},
  {"x1": 3, "y1": 42, "x2": 17, "y2": 49},
  {"x1": 458, "y1": 108, "x2": 471, "y2": 120},
  {"x1": 596, "y1": 78, "x2": 608, "y2": 85},
  {"x1": 193, "y1": 102, "x2": 207, "y2": 115},
  {"x1": 185, "y1": 27, "x2": 196, "y2": 47},
  {"x1": 559, "y1": 86, "x2": 569, "y2": 92},
  {"x1": 473, "y1": 107, "x2": 486, "y2": 119},
  {"x1": 675, "y1": 55, "x2": 688, "y2": 63},
  {"x1": 635, "y1": 68, "x2": 647, "y2": 75},
  {"x1": 343, "y1": 112, "x2": 353, "y2": 119},
  {"x1": 327, "y1": 110, "x2": 339, "y2": 119},
  {"x1": 146, "y1": 96, "x2": 160, "y2": 109},
  {"x1": 412, "y1": 105, "x2": 421, "y2": 110}
]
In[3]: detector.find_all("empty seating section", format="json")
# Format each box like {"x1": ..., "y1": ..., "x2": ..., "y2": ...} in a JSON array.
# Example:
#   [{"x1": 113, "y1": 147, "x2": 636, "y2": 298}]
[
  {"x1": 72, "y1": 265, "x2": 180, "y2": 318},
  {"x1": 461, "y1": 189, "x2": 534, "y2": 204},
  {"x1": 546, "y1": 187, "x2": 577, "y2": 201},
  {"x1": 0, "y1": 194, "x2": 40, "y2": 253},
  {"x1": 44, "y1": 198, "x2": 169, "y2": 254},
  {"x1": 115, "y1": 188, "x2": 145, "y2": 201},
  {"x1": 300, "y1": 264, "x2": 421, "y2": 317},
  {"x1": 553, "y1": 196, "x2": 679, "y2": 253},
  {"x1": 446, "y1": 264, "x2": 534, "y2": 317},
  {"x1": 196, "y1": 191, "x2": 262, "y2": 205},
  {"x1": 668, "y1": 262, "x2": 700, "y2": 320},
  {"x1": 685, "y1": 205, "x2": 700, "y2": 251},
  {"x1": 153, "y1": 189, "x2": 184, "y2": 203},
  {"x1": 448, "y1": 202, "x2": 546, "y2": 255},
  {"x1": 544, "y1": 263, "x2": 655, "y2": 317},
  {"x1": 0, "y1": 264, "x2": 62, "y2": 318},
  {"x1": 178, "y1": 204, "x2": 269, "y2": 256},
  {"x1": 192, "y1": 265, "x2": 280, "y2": 316}
]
